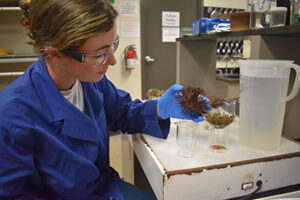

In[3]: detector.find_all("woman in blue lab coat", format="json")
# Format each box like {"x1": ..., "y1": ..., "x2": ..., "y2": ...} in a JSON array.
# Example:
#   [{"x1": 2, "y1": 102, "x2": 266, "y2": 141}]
[{"x1": 0, "y1": 0, "x2": 208, "y2": 199}]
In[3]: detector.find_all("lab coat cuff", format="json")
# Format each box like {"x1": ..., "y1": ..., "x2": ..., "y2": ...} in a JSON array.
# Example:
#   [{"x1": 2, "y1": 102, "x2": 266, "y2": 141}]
[{"x1": 143, "y1": 100, "x2": 170, "y2": 139}]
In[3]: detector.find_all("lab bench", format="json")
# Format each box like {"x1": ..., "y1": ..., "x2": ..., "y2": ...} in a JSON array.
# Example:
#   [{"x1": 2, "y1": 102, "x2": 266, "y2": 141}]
[
  {"x1": 122, "y1": 26, "x2": 300, "y2": 199},
  {"x1": 129, "y1": 119, "x2": 300, "y2": 200}
]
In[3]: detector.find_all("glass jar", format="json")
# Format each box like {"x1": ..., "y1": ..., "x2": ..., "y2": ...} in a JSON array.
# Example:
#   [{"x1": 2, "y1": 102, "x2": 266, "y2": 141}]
[
  {"x1": 176, "y1": 121, "x2": 199, "y2": 158},
  {"x1": 208, "y1": 125, "x2": 229, "y2": 153}
]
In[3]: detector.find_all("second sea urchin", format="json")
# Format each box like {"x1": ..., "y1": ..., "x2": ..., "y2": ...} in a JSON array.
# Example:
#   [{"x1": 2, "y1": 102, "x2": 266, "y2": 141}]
[
  {"x1": 204, "y1": 111, "x2": 235, "y2": 128},
  {"x1": 206, "y1": 96, "x2": 224, "y2": 108}
]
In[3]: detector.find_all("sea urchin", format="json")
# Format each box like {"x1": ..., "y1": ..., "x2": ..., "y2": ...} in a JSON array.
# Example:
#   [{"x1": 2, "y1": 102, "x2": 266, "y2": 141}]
[
  {"x1": 177, "y1": 87, "x2": 210, "y2": 117},
  {"x1": 204, "y1": 111, "x2": 235, "y2": 128}
]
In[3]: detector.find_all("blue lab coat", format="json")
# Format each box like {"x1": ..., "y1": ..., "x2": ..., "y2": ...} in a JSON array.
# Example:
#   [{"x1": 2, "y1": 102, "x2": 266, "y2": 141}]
[{"x1": 0, "y1": 57, "x2": 170, "y2": 199}]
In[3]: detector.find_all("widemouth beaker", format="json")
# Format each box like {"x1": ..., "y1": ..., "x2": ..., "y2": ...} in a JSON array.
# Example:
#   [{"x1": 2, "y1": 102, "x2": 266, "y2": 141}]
[
  {"x1": 249, "y1": 0, "x2": 276, "y2": 28},
  {"x1": 176, "y1": 121, "x2": 198, "y2": 158},
  {"x1": 208, "y1": 125, "x2": 229, "y2": 153}
]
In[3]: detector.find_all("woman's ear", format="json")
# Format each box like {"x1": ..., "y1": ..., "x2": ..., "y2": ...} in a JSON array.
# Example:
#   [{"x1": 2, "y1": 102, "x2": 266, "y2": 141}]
[{"x1": 44, "y1": 47, "x2": 63, "y2": 64}]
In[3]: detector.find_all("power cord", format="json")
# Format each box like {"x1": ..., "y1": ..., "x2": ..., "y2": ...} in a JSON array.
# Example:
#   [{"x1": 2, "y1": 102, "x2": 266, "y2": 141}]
[{"x1": 238, "y1": 180, "x2": 263, "y2": 200}]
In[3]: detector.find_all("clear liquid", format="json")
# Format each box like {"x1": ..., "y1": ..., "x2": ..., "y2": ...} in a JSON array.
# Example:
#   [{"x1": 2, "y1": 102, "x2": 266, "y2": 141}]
[{"x1": 240, "y1": 75, "x2": 289, "y2": 150}]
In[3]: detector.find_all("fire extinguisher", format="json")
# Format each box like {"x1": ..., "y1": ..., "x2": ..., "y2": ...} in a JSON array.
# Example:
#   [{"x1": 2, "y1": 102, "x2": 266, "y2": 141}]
[{"x1": 124, "y1": 45, "x2": 137, "y2": 69}]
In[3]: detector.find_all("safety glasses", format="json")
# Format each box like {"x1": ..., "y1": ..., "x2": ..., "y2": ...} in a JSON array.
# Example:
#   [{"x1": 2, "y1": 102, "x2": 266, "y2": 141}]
[{"x1": 61, "y1": 34, "x2": 119, "y2": 67}]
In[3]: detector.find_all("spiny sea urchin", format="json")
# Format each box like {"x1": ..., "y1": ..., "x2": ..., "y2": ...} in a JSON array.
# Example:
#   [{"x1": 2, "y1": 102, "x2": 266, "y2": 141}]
[
  {"x1": 206, "y1": 96, "x2": 224, "y2": 108},
  {"x1": 177, "y1": 87, "x2": 210, "y2": 117},
  {"x1": 204, "y1": 111, "x2": 235, "y2": 128}
]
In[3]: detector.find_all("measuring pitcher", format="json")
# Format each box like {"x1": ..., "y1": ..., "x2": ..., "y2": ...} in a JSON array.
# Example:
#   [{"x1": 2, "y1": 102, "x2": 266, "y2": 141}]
[{"x1": 239, "y1": 59, "x2": 300, "y2": 150}]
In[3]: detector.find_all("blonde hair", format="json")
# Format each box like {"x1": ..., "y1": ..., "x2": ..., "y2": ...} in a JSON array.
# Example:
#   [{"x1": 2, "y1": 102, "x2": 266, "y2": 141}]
[{"x1": 19, "y1": 0, "x2": 118, "y2": 53}]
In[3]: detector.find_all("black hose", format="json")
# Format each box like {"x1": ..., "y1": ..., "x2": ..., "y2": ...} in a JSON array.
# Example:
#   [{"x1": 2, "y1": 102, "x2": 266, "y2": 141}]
[{"x1": 238, "y1": 180, "x2": 263, "y2": 200}]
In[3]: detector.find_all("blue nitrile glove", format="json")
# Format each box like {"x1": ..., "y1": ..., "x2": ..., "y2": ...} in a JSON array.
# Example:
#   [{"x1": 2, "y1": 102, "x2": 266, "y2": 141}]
[{"x1": 157, "y1": 84, "x2": 211, "y2": 122}]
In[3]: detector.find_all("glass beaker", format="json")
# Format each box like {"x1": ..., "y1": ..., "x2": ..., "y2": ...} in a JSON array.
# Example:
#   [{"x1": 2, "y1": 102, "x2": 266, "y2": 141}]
[
  {"x1": 208, "y1": 125, "x2": 229, "y2": 153},
  {"x1": 176, "y1": 121, "x2": 198, "y2": 158},
  {"x1": 222, "y1": 98, "x2": 239, "y2": 116},
  {"x1": 249, "y1": 0, "x2": 276, "y2": 28},
  {"x1": 239, "y1": 59, "x2": 300, "y2": 150}
]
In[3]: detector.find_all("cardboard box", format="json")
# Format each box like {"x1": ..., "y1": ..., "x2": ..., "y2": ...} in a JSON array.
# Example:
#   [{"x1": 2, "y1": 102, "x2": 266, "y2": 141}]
[{"x1": 230, "y1": 12, "x2": 250, "y2": 31}]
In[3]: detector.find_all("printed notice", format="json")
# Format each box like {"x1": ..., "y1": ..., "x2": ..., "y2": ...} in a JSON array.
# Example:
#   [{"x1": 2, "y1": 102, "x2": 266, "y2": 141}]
[
  {"x1": 119, "y1": 1, "x2": 138, "y2": 17},
  {"x1": 121, "y1": 22, "x2": 140, "y2": 38},
  {"x1": 162, "y1": 11, "x2": 180, "y2": 27},
  {"x1": 162, "y1": 27, "x2": 180, "y2": 42}
]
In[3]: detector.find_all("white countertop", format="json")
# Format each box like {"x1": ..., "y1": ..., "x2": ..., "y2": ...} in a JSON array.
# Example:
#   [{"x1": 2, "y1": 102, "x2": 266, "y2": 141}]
[
  {"x1": 141, "y1": 118, "x2": 300, "y2": 175},
  {"x1": 132, "y1": 117, "x2": 300, "y2": 200}
]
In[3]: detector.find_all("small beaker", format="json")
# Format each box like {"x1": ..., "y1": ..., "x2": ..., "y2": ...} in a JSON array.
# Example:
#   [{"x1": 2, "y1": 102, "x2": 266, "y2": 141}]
[
  {"x1": 208, "y1": 125, "x2": 229, "y2": 153},
  {"x1": 222, "y1": 98, "x2": 239, "y2": 116},
  {"x1": 249, "y1": 0, "x2": 276, "y2": 28},
  {"x1": 176, "y1": 121, "x2": 198, "y2": 158}
]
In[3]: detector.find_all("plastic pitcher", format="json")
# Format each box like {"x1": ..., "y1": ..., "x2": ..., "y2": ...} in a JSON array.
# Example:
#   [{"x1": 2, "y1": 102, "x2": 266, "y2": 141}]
[{"x1": 239, "y1": 59, "x2": 300, "y2": 150}]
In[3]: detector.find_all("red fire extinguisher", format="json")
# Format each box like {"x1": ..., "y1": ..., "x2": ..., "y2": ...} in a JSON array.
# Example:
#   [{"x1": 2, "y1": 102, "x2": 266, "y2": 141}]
[{"x1": 124, "y1": 45, "x2": 137, "y2": 70}]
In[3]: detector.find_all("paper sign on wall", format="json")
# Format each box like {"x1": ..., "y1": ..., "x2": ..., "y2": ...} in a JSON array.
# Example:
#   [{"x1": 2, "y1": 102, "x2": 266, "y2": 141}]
[
  {"x1": 162, "y1": 11, "x2": 180, "y2": 27},
  {"x1": 119, "y1": 1, "x2": 138, "y2": 17},
  {"x1": 162, "y1": 11, "x2": 180, "y2": 42},
  {"x1": 162, "y1": 27, "x2": 180, "y2": 42},
  {"x1": 121, "y1": 22, "x2": 140, "y2": 38}
]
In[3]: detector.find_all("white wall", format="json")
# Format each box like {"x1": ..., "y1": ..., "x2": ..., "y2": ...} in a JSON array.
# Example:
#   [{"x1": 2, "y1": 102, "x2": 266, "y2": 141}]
[
  {"x1": 106, "y1": 0, "x2": 142, "y2": 100},
  {"x1": 107, "y1": 0, "x2": 248, "y2": 100}
]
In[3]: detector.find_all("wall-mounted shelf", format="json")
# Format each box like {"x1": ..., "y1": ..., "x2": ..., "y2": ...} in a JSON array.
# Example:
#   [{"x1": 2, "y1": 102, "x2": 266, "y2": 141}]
[
  {"x1": 176, "y1": 24, "x2": 300, "y2": 41},
  {"x1": 0, "y1": 54, "x2": 39, "y2": 64},
  {"x1": 216, "y1": 55, "x2": 243, "y2": 59},
  {"x1": 0, "y1": 7, "x2": 20, "y2": 11},
  {"x1": 0, "y1": 71, "x2": 23, "y2": 77},
  {"x1": 216, "y1": 73, "x2": 239, "y2": 81}
]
